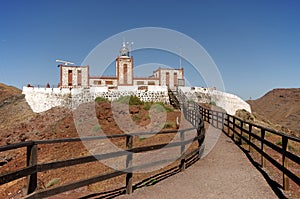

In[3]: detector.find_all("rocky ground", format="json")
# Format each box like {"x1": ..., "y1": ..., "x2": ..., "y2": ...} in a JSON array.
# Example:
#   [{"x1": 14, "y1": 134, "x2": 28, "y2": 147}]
[
  {"x1": 0, "y1": 84, "x2": 184, "y2": 198},
  {"x1": 248, "y1": 88, "x2": 300, "y2": 136},
  {"x1": 0, "y1": 84, "x2": 299, "y2": 198}
]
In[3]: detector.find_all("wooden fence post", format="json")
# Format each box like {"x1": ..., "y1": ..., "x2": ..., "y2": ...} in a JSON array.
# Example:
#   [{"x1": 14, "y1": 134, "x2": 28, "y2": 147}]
[
  {"x1": 227, "y1": 115, "x2": 230, "y2": 135},
  {"x1": 183, "y1": 104, "x2": 186, "y2": 119},
  {"x1": 213, "y1": 112, "x2": 216, "y2": 127},
  {"x1": 238, "y1": 121, "x2": 243, "y2": 145},
  {"x1": 221, "y1": 112, "x2": 225, "y2": 130},
  {"x1": 261, "y1": 129, "x2": 266, "y2": 168},
  {"x1": 207, "y1": 109, "x2": 209, "y2": 122},
  {"x1": 199, "y1": 106, "x2": 202, "y2": 119},
  {"x1": 192, "y1": 107, "x2": 194, "y2": 126},
  {"x1": 194, "y1": 109, "x2": 197, "y2": 127},
  {"x1": 196, "y1": 107, "x2": 200, "y2": 127},
  {"x1": 27, "y1": 143, "x2": 37, "y2": 194},
  {"x1": 216, "y1": 112, "x2": 219, "y2": 129},
  {"x1": 282, "y1": 137, "x2": 290, "y2": 191},
  {"x1": 126, "y1": 135, "x2": 133, "y2": 194},
  {"x1": 248, "y1": 124, "x2": 252, "y2": 152},
  {"x1": 206, "y1": 110, "x2": 209, "y2": 123},
  {"x1": 197, "y1": 122, "x2": 205, "y2": 158},
  {"x1": 232, "y1": 117, "x2": 236, "y2": 140},
  {"x1": 180, "y1": 130, "x2": 186, "y2": 171}
]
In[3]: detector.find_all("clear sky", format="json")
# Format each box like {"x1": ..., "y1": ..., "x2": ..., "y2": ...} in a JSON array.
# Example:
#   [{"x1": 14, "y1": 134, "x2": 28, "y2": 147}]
[{"x1": 1, "y1": 0, "x2": 299, "y2": 99}]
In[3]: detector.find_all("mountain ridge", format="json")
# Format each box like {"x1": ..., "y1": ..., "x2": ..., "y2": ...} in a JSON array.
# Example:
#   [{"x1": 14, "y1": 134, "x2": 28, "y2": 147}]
[{"x1": 248, "y1": 88, "x2": 300, "y2": 135}]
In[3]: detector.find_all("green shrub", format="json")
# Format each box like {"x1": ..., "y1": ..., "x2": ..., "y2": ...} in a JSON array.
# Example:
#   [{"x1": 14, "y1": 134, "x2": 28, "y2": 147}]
[
  {"x1": 116, "y1": 95, "x2": 143, "y2": 105},
  {"x1": 147, "y1": 178, "x2": 158, "y2": 186},
  {"x1": 151, "y1": 103, "x2": 165, "y2": 112},
  {"x1": 143, "y1": 177, "x2": 158, "y2": 186},
  {"x1": 138, "y1": 137, "x2": 146, "y2": 141},
  {"x1": 188, "y1": 100, "x2": 195, "y2": 104},
  {"x1": 164, "y1": 106, "x2": 174, "y2": 112},
  {"x1": 95, "y1": 97, "x2": 109, "y2": 103},
  {"x1": 132, "y1": 115, "x2": 141, "y2": 121},
  {"x1": 163, "y1": 122, "x2": 174, "y2": 129},
  {"x1": 275, "y1": 140, "x2": 282, "y2": 146},
  {"x1": 151, "y1": 102, "x2": 173, "y2": 112},
  {"x1": 116, "y1": 95, "x2": 130, "y2": 104},
  {"x1": 275, "y1": 140, "x2": 295, "y2": 151},
  {"x1": 92, "y1": 125, "x2": 101, "y2": 132},
  {"x1": 46, "y1": 178, "x2": 60, "y2": 188},
  {"x1": 210, "y1": 101, "x2": 216, "y2": 106},
  {"x1": 129, "y1": 95, "x2": 143, "y2": 105},
  {"x1": 143, "y1": 102, "x2": 152, "y2": 110}
]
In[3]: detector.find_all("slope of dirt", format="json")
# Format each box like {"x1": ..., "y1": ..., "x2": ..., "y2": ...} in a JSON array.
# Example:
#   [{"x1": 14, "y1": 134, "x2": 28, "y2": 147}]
[
  {"x1": 0, "y1": 83, "x2": 183, "y2": 198},
  {"x1": 0, "y1": 83, "x2": 21, "y2": 102},
  {"x1": 0, "y1": 83, "x2": 36, "y2": 133},
  {"x1": 0, "y1": 83, "x2": 72, "y2": 146},
  {"x1": 248, "y1": 88, "x2": 300, "y2": 135}
]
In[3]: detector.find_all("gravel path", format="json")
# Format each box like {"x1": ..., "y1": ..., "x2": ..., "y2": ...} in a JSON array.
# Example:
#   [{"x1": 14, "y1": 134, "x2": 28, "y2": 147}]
[{"x1": 117, "y1": 126, "x2": 278, "y2": 199}]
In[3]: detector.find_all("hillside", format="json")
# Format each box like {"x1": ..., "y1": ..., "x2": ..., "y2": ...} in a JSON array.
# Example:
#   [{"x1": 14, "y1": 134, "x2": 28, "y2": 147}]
[
  {"x1": 248, "y1": 88, "x2": 300, "y2": 135},
  {"x1": 0, "y1": 83, "x2": 72, "y2": 146},
  {"x1": 0, "y1": 83, "x2": 183, "y2": 198},
  {"x1": 0, "y1": 83, "x2": 21, "y2": 102}
]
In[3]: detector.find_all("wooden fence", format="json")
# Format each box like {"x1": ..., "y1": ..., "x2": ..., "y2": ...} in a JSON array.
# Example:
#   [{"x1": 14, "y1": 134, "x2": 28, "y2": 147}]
[
  {"x1": 176, "y1": 89, "x2": 300, "y2": 191},
  {"x1": 2, "y1": 89, "x2": 298, "y2": 197},
  {"x1": 0, "y1": 123, "x2": 205, "y2": 198}
]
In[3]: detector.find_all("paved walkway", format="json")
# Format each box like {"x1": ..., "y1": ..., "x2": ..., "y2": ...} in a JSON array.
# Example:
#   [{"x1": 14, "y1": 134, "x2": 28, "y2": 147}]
[{"x1": 117, "y1": 126, "x2": 278, "y2": 199}]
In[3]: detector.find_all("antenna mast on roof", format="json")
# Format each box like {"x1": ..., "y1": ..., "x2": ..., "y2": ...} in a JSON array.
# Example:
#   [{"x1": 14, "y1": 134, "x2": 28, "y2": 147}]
[
  {"x1": 179, "y1": 48, "x2": 182, "y2": 69},
  {"x1": 126, "y1": 41, "x2": 134, "y2": 56},
  {"x1": 56, "y1": 59, "x2": 74, "y2": 66}
]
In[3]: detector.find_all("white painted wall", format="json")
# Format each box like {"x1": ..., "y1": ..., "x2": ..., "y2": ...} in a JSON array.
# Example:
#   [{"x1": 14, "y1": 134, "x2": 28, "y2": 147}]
[
  {"x1": 23, "y1": 87, "x2": 72, "y2": 113},
  {"x1": 178, "y1": 87, "x2": 251, "y2": 115},
  {"x1": 23, "y1": 86, "x2": 169, "y2": 113},
  {"x1": 23, "y1": 86, "x2": 250, "y2": 115}
]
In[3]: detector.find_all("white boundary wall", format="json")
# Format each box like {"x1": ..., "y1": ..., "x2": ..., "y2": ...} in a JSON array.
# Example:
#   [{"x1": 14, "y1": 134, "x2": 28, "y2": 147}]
[
  {"x1": 179, "y1": 87, "x2": 251, "y2": 115},
  {"x1": 23, "y1": 86, "x2": 250, "y2": 115},
  {"x1": 22, "y1": 86, "x2": 169, "y2": 113}
]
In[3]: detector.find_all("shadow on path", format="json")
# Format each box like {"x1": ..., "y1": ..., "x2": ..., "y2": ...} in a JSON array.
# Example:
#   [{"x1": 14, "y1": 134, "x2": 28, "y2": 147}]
[
  {"x1": 79, "y1": 154, "x2": 200, "y2": 199},
  {"x1": 222, "y1": 130, "x2": 287, "y2": 199}
]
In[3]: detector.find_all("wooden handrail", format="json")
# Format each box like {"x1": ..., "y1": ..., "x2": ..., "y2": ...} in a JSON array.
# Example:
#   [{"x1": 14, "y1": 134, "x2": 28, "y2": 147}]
[
  {"x1": 0, "y1": 118, "x2": 204, "y2": 198},
  {"x1": 6, "y1": 89, "x2": 299, "y2": 197},
  {"x1": 197, "y1": 104, "x2": 300, "y2": 191}
]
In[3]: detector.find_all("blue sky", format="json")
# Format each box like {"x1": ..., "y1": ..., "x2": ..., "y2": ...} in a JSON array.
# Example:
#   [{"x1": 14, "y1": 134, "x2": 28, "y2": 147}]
[{"x1": 1, "y1": 0, "x2": 299, "y2": 99}]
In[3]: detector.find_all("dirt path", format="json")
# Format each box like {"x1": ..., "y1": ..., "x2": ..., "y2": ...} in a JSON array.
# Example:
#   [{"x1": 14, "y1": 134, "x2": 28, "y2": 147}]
[{"x1": 117, "y1": 126, "x2": 278, "y2": 199}]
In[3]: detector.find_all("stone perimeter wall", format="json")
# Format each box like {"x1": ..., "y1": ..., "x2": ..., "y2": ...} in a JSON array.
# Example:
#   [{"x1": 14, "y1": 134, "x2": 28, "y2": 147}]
[
  {"x1": 22, "y1": 86, "x2": 169, "y2": 113},
  {"x1": 178, "y1": 87, "x2": 251, "y2": 115},
  {"x1": 22, "y1": 86, "x2": 251, "y2": 115}
]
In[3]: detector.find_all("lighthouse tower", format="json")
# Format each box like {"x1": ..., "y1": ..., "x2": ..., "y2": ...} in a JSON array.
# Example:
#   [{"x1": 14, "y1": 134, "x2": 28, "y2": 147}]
[{"x1": 116, "y1": 42, "x2": 133, "y2": 86}]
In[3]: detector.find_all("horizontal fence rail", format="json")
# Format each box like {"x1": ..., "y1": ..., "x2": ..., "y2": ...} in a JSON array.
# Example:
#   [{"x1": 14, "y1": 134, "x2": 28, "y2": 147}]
[
  {"x1": 0, "y1": 122, "x2": 205, "y2": 198},
  {"x1": 3, "y1": 89, "x2": 298, "y2": 197},
  {"x1": 176, "y1": 89, "x2": 300, "y2": 192},
  {"x1": 200, "y1": 105, "x2": 299, "y2": 191}
]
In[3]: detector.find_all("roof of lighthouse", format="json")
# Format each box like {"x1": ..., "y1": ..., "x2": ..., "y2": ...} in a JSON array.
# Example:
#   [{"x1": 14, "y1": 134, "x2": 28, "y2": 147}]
[{"x1": 119, "y1": 42, "x2": 129, "y2": 57}]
